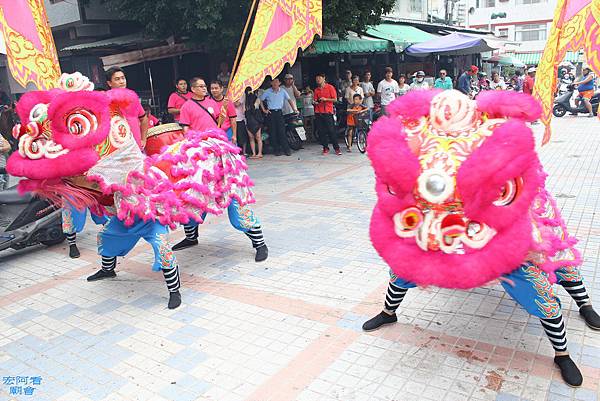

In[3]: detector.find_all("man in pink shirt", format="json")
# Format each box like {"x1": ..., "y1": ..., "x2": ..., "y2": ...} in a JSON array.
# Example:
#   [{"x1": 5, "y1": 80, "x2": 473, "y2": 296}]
[
  {"x1": 174, "y1": 77, "x2": 269, "y2": 263},
  {"x1": 167, "y1": 78, "x2": 192, "y2": 122},
  {"x1": 179, "y1": 77, "x2": 220, "y2": 132},
  {"x1": 210, "y1": 80, "x2": 237, "y2": 142}
]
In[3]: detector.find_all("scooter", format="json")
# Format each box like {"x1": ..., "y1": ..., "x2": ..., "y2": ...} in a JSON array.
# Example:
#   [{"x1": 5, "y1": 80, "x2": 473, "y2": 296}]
[
  {"x1": 553, "y1": 84, "x2": 600, "y2": 117},
  {"x1": 284, "y1": 113, "x2": 306, "y2": 151},
  {"x1": 0, "y1": 178, "x2": 65, "y2": 252}
]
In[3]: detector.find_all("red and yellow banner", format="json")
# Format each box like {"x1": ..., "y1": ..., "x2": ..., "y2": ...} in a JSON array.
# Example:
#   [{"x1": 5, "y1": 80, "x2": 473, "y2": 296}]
[
  {"x1": 534, "y1": 0, "x2": 600, "y2": 144},
  {"x1": 227, "y1": 0, "x2": 322, "y2": 102},
  {"x1": 0, "y1": 0, "x2": 61, "y2": 90}
]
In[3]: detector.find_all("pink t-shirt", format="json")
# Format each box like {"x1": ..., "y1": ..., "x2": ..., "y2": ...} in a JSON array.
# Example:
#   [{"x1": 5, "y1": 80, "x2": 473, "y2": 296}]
[
  {"x1": 167, "y1": 92, "x2": 192, "y2": 120},
  {"x1": 148, "y1": 114, "x2": 159, "y2": 127},
  {"x1": 212, "y1": 97, "x2": 237, "y2": 130},
  {"x1": 179, "y1": 97, "x2": 219, "y2": 131}
]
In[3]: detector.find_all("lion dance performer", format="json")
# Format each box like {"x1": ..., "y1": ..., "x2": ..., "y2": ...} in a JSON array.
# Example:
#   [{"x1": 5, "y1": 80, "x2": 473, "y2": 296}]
[
  {"x1": 7, "y1": 73, "x2": 257, "y2": 310},
  {"x1": 362, "y1": 89, "x2": 600, "y2": 387}
]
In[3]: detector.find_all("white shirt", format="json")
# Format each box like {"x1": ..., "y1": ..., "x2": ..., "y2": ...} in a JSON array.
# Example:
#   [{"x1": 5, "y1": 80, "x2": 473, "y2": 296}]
[
  {"x1": 410, "y1": 81, "x2": 430, "y2": 91},
  {"x1": 490, "y1": 79, "x2": 507, "y2": 90},
  {"x1": 282, "y1": 85, "x2": 297, "y2": 115},
  {"x1": 345, "y1": 85, "x2": 364, "y2": 105},
  {"x1": 360, "y1": 81, "x2": 375, "y2": 108},
  {"x1": 377, "y1": 79, "x2": 400, "y2": 106},
  {"x1": 235, "y1": 94, "x2": 245, "y2": 122}
]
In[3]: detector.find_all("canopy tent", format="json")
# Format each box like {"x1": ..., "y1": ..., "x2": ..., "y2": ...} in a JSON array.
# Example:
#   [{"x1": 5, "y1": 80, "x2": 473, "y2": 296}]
[
  {"x1": 515, "y1": 51, "x2": 584, "y2": 66},
  {"x1": 405, "y1": 32, "x2": 498, "y2": 57},
  {"x1": 308, "y1": 35, "x2": 390, "y2": 55},
  {"x1": 484, "y1": 54, "x2": 526, "y2": 68},
  {"x1": 365, "y1": 24, "x2": 436, "y2": 52}
]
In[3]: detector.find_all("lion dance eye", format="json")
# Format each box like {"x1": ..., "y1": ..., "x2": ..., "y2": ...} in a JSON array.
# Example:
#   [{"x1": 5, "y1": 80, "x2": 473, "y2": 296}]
[
  {"x1": 494, "y1": 177, "x2": 523, "y2": 207},
  {"x1": 29, "y1": 104, "x2": 48, "y2": 124},
  {"x1": 387, "y1": 185, "x2": 397, "y2": 195},
  {"x1": 66, "y1": 109, "x2": 98, "y2": 136}
]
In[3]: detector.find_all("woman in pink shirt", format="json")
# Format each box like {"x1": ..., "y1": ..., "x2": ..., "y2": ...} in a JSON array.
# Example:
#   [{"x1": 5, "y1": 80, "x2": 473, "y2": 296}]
[
  {"x1": 167, "y1": 78, "x2": 192, "y2": 122},
  {"x1": 210, "y1": 80, "x2": 237, "y2": 143}
]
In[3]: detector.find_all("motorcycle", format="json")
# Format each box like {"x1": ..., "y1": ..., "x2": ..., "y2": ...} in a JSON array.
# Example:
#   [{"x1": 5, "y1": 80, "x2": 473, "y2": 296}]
[
  {"x1": 0, "y1": 179, "x2": 65, "y2": 253},
  {"x1": 284, "y1": 113, "x2": 306, "y2": 151},
  {"x1": 553, "y1": 84, "x2": 600, "y2": 117}
]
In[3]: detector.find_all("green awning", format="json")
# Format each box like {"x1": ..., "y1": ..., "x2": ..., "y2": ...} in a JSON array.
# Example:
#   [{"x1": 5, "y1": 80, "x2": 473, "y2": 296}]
[
  {"x1": 309, "y1": 36, "x2": 390, "y2": 55},
  {"x1": 516, "y1": 51, "x2": 584, "y2": 65},
  {"x1": 366, "y1": 24, "x2": 436, "y2": 52}
]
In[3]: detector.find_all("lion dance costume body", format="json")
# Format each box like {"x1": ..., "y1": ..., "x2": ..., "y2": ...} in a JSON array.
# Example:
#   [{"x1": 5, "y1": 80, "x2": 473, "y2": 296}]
[
  {"x1": 6, "y1": 73, "x2": 262, "y2": 309},
  {"x1": 363, "y1": 89, "x2": 600, "y2": 387}
]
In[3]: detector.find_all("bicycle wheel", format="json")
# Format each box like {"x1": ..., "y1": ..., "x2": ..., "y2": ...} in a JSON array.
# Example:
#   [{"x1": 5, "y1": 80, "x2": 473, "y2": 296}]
[{"x1": 357, "y1": 130, "x2": 367, "y2": 153}]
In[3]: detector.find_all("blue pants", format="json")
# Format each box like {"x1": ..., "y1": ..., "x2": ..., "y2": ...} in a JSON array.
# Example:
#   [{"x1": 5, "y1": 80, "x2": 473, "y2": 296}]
[
  {"x1": 389, "y1": 262, "x2": 570, "y2": 319},
  {"x1": 62, "y1": 205, "x2": 108, "y2": 235},
  {"x1": 98, "y1": 218, "x2": 176, "y2": 272},
  {"x1": 188, "y1": 199, "x2": 260, "y2": 233}
]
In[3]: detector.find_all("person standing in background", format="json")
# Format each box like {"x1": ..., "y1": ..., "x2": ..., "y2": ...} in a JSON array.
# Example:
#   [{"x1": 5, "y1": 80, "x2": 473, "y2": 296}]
[
  {"x1": 313, "y1": 72, "x2": 342, "y2": 155},
  {"x1": 217, "y1": 62, "x2": 231, "y2": 90},
  {"x1": 523, "y1": 67, "x2": 536, "y2": 95},
  {"x1": 360, "y1": 71, "x2": 376, "y2": 118},
  {"x1": 410, "y1": 71, "x2": 430, "y2": 91},
  {"x1": 345, "y1": 75, "x2": 364, "y2": 105},
  {"x1": 234, "y1": 93, "x2": 248, "y2": 153},
  {"x1": 260, "y1": 78, "x2": 297, "y2": 156},
  {"x1": 282, "y1": 73, "x2": 301, "y2": 117},
  {"x1": 210, "y1": 80, "x2": 237, "y2": 143},
  {"x1": 458, "y1": 65, "x2": 479, "y2": 95},
  {"x1": 377, "y1": 67, "x2": 400, "y2": 114},
  {"x1": 167, "y1": 78, "x2": 192, "y2": 123},
  {"x1": 434, "y1": 69, "x2": 453, "y2": 90}
]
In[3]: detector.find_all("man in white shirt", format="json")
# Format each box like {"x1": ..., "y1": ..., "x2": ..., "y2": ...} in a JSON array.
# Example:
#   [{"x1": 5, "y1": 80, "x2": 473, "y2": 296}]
[
  {"x1": 282, "y1": 73, "x2": 301, "y2": 117},
  {"x1": 360, "y1": 71, "x2": 376, "y2": 116},
  {"x1": 377, "y1": 67, "x2": 400, "y2": 115},
  {"x1": 409, "y1": 71, "x2": 430, "y2": 91}
]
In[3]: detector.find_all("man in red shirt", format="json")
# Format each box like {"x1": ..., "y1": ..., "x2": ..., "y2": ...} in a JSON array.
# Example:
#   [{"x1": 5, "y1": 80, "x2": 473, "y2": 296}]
[
  {"x1": 313, "y1": 73, "x2": 342, "y2": 155},
  {"x1": 167, "y1": 78, "x2": 192, "y2": 122},
  {"x1": 523, "y1": 67, "x2": 536, "y2": 95}
]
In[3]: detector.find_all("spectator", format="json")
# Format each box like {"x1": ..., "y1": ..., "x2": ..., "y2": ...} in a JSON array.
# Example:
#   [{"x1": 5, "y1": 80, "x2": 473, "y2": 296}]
[
  {"x1": 313, "y1": 72, "x2": 342, "y2": 155},
  {"x1": 397, "y1": 74, "x2": 410, "y2": 96},
  {"x1": 167, "y1": 78, "x2": 192, "y2": 123},
  {"x1": 573, "y1": 66, "x2": 595, "y2": 117},
  {"x1": 360, "y1": 71, "x2": 376, "y2": 115},
  {"x1": 143, "y1": 104, "x2": 159, "y2": 128},
  {"x1": 210, "y1": 80, "x2": 237, "y2": 143},
  {"x1": 0, "y1": 134, "x2": 9, "y2": 190},
  {"x1": 490, "y1": 71, "x2": 507, "y2": 90},
  {"x1": 478, "y1": 72, "x2": 490, "y2": 90},
  {"x1": 301, "y1": 87, "x2": 315, "y2": 141},
  {"x1": 234, "y1": 93, "x2": 247, "y2": 153},
  {"x1": 458, "y1": 65, "x2": 478, "y2": 95},
  {"x1": 339, "y1": 70, "x2": 353, "y2": 98},
  {"x1": 245, "y1": 88, "x2": 264, "y2": 159},
  {"x1": 434, "y1": 69, "x2": 453, "y2": 90},
  {"x1": 217, "y1": 62, "x2": 231, "y2": 90},
  {"x1": 345, "y1": 75, "x2": 364, "y2": 104},
  {"x1": 377, "y1": 67, "x2": 400, "y2": 114},
  {"x1": 410, "y1": 71, "x2": 430, "y2": 90},
  {"x1": 511, "y1": 70, "x2": 525, "y2": 92},
  {"x1": 523, "y1": 67, "x2": 536, "y2": 95},
  {"x1": 345, "y1": 94, "x2": 368, "y2": 152},
  {"x1": 282, "y1": 73, "x2": 301, "y2": 118},
  {"x1": 179, "y1": 77, "x2": 220, "y2": 133},
  {"x1": 260, "y1": 78, "x2": 298, "y2": 156},
  {"x1": 105, "y1": 66, "x2": 149, "y2": 147}
]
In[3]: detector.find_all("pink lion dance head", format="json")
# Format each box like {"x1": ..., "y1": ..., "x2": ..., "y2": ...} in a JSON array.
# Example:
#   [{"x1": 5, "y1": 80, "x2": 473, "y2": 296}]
[{"x1": 368, "y1": 90, "x2": 580, "y2": 289}]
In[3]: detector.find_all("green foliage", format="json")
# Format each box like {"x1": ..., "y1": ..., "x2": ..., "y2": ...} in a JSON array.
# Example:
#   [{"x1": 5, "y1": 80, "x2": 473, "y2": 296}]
[{"x1": 98, "y1": 0, "x2": 395, "y2": 52}]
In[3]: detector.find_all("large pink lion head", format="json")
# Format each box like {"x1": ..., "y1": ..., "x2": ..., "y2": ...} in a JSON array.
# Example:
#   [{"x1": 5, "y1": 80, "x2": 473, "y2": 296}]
[
  {"x1": 7, "y1": 72, "x2": 143, "y2": 183},
  {"x1": 368, "y1": 90, "x2": 544, "y2": 289}
]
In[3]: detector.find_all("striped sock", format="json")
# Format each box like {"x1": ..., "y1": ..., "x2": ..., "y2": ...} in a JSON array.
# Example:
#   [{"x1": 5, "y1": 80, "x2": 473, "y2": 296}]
[
  {"x1": 162, "y1": 264, "x2": 181, "y2": 292},
  {"x1": 183, "y1": 224, "x2": 198, "y2": 241},
  {"x1": 101, "y1": 256, "x2": 117, "y2": 272},
  {"x1": 245, "y1": 226, "x2": 265, "y2": 248},
  {"x1": 561, "y1": 281, "x2": 591, "y2": 308},
  {"x1": 384, "y1": 281, "x2": 409, "y2": 314},
  {"x1": 540, "y1": 315, "x2": 568, "y2": 353},
  {"x1": 66, "y1": 233, "x2": 76, "y2": 246}
]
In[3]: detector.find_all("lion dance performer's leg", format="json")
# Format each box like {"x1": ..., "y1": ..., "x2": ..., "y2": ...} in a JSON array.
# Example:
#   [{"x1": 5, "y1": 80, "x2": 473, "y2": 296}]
[
  {"x1": 555, "y1": 265, "x2": 600, "y2": 330},
  {"x1": 88, "y1": 217, "x2": 182, "y2": 309},
  {"x1": 62, "y1": 201, "x2": 108, "y2": 259},
  {"x1": 173, "y1": 200, "x2": 268, "y2": 262},
  {"x1": 501, "y1": 262, "x2": 582, "y2": 387}
]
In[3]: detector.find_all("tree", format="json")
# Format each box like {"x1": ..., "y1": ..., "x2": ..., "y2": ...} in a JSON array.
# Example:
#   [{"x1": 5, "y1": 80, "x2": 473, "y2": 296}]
[{"x1": 98, "y1": 0, "x2": 395, "y2": 53}]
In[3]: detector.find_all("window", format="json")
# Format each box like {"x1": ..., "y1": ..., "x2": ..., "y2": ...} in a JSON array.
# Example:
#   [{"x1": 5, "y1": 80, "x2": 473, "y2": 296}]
[
  {"x1": 498, "y1": 28, "x2": 509, "y2": 38},
  {"x1": 515, "y1": 24, "x2": 547, "y2": 41},
  {"x1": 409, "y1": 0, "x2": 423, "y2": 12},
  {"x1": 516, "y1": 0, "x2": 544, "y2": 4},
  {"x1": 479, "y1": 0, "x2": 495, "y2": 7}
]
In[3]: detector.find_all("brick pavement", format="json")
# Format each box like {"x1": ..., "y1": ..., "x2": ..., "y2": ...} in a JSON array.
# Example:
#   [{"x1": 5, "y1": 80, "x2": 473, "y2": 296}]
[{"x1": 0, "y1": 116, "x2": 599, "y2": 401}]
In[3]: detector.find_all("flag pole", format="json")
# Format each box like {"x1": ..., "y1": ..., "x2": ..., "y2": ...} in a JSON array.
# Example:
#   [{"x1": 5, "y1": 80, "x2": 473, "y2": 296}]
[{"x1": 218, "y1": 0, "x2": 260, "y2": 128}]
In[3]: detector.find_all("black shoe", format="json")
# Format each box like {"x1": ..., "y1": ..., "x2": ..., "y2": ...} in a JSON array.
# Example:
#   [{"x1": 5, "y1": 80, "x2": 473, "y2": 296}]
[
  {"x1": 172, "y1": 238, "x2": 198, "y2": 251},
  {"x1": 554, "y1": 355, "x2": 583, "y2": 387},
  {"x1": 87, "y1": 269, "x2": 116, "y2": 282},
  {"x1": 275, "y1": 151, "x2": 283, "y2": 156},
  {"x1": 580, "y1": 305, "x2": 600, "y2": 330},
  {"x1": 362, "y1": 311, "x2": 397, "y2": 332},
  {"x1": 255, "y1": 244, "x2": 268, "y2": 262},
  {"x1": 168, "y1": 291, "x2": 182, "y2": 309},
  {"x1": 69, "y1": 244, "x2": 80, "y2": 259},
  {"x1": 284, "y1": 151, "x2": 291, "y2": 156}
]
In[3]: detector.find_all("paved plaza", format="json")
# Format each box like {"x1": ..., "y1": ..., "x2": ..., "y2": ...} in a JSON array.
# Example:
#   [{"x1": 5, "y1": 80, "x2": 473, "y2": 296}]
[{"x1": 1, "y1": 116, "x2": 600, "y2": 401}]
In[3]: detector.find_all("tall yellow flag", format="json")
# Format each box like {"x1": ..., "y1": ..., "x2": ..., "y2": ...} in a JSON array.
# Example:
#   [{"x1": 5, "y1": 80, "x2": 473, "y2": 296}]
[
  {"x1": 0, "y1": 0, "x2": 61, "y2": 90},
  {"x1": 534, "y1": 0, "x2": 600, "y2": 144},
  {"x1": 227, "y1": 0, "x2": 322, "y2": 102}
]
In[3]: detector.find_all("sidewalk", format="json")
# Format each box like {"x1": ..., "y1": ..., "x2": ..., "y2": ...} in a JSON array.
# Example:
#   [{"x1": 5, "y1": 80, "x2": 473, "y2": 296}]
[{"x1": 0, "y1": 116, "x2": 599, "y2": 401}]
